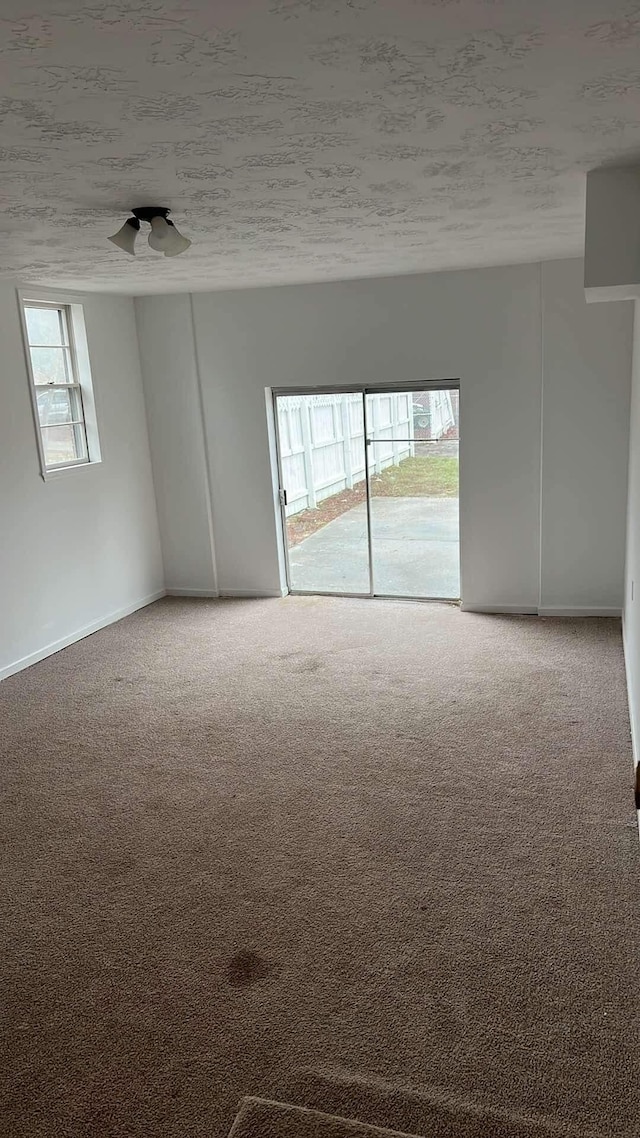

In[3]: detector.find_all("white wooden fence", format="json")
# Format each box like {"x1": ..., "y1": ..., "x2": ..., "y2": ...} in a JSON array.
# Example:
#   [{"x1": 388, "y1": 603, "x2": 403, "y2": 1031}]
[
  {"x1": 425, "y1": 389, "x2": 456, "y2": 440},
  {"x1": 277, "y1": 392, "x2": 415, "y2": 517}
]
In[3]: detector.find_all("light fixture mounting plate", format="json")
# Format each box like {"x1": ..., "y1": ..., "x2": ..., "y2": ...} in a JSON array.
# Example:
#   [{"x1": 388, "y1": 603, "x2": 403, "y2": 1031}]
[{"x1": 132, "y1": 206, "x2": 171, "y2": 224}]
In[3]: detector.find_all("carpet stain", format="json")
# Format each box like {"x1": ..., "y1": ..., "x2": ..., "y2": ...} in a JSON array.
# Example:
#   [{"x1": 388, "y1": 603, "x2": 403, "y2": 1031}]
[
  {"x1": 105, "y1": 858, "x2": 134, "y2": 880},
  {"x1": 226, "y1": 950, "x2": 270, "y2": 988},
  {"x1": 276, "y1": 649, "x2": 325, "y2": 672}
]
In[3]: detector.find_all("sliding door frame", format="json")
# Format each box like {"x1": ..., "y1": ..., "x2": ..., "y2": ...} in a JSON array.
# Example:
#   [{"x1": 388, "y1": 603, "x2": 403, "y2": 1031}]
[{"x1": 272, "y1": 379, "x2": 460, "y2": 602}]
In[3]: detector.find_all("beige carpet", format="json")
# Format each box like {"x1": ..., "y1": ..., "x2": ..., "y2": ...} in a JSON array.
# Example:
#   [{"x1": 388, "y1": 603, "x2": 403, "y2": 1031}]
[
  {"x1": 228, "y1": 1097, "x2": 426, "y2": 1138},
  {"x1": 226, "y1": 1094, "x2": 594, "y2": 1138},
  {"x1": 1, "y1": 597, "x2": 639, "y2": 1138}
]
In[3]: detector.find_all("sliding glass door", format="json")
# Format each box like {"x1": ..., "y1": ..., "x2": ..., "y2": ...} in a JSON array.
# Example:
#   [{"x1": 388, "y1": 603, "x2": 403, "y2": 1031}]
[
  {"x1": 275, "y1": 391, "x2": 370, "y2": 594},
  {"x1": 366, "y1": 388, "x2": 459, "y2": 598},
  {"x1": 274, "y1": 384, "x2": 459, "y2": 600}
]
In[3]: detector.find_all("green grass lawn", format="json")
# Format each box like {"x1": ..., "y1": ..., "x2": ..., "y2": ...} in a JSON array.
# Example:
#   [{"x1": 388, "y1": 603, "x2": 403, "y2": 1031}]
[
  {"x1": 287, "y1": 453, "x2": 458, "y2": 546},
  {"x1": 371, "y1": 455, "x2": 459, "y2": 498}
]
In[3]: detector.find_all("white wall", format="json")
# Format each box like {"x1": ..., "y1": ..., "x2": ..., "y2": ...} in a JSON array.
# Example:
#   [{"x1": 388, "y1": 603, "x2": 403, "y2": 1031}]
[
  {"x1": 4, "y1": 257, "x2": 631, "y2": 681},
  {"x1": 135, "y1": 258, "x2": 633, "y2": 613},
  {"x1": 135, "y1": 294, "x2": 217, "y2": 596},
  {"x1": 0, "y1": 283, "x2": 164, "y2": 678},
  {"x1": 541, "y1": 260, "x2": 633, "y2": 614},
  {"x1": 623, "y1": 303, "x2": 640, "y2": 764},
  {"x1": 191, "y1": 263, "x2": 544, "y2": 608}
]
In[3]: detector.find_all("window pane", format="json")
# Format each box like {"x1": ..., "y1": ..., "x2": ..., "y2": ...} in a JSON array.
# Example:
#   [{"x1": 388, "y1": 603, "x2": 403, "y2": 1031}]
[
  {"x1": 25, "y1": 306, "x2": 64, "y2": 346},
  {"x1": 368, "y1": 389, "x2": 460, "y2": 599},
  {"x1": 41, "y1": 425, "x2": 85, "y2": 466},
  {"x1": 36, "y1": 387, "x2": 77, "y2": 426},
  {"x1": 277, "y1": 392, "x2": 370, "y2": 594},
  {"x1": 30, "y1": 346, "x2": 68, "y2": 385}
]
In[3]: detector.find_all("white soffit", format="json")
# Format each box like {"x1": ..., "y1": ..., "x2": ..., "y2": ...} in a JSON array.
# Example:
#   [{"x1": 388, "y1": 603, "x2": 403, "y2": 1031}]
[{"x1": 585, "y1": 164, "x2": 640, "y2": 302}]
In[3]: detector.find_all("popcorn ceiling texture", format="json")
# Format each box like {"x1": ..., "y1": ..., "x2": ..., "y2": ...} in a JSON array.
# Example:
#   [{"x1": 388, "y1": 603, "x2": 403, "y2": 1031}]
[{"x1": 2, "y1": 0, "x2": 640, "y2": 292}]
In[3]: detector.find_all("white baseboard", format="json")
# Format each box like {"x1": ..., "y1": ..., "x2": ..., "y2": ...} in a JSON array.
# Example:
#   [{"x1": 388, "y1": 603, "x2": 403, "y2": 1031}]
[
  {"x1": 166, "y1": 588, "x2": 286, "y2": 598},
  {"x1": 219, "y1": 589, "x2": 287, "y2": 598},
  {"x1": 0, "y1": 589, "x2": 166, "y2": 682},
  {"x1": 622, "y1": 616, "x2": 639, "y2": 769},
  {"x1": 460, "y1": 603, "x2": 622, "y2": 617},
  {"x1": 459, "y1": 603, "x2": 538, "y2": 615},
  {"x1": 165, "y1": 588, "x2": 219, "y2": 597},
  {"x1": 538, "y1": 606, "x2": 622, "y2": 617}
]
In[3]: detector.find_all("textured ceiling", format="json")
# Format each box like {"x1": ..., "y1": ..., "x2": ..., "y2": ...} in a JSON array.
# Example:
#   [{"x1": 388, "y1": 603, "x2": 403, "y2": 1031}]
[{"x1": 2, "y1": 0, "x2": 640, "y2": 293}]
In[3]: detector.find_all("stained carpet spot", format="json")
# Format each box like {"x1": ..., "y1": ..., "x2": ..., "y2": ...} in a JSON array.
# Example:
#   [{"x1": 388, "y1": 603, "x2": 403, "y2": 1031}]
[
  {"x1": 226, "y1": 950, "x2": 270, "y2": 988},
  {"x1": 105, "y1": 858, "x2": 133, "y2": 880}
]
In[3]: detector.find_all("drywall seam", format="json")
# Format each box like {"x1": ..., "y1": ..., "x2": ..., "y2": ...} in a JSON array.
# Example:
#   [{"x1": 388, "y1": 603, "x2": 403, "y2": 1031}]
[
  {"x1": 0, "y1": 589, "x2": 166, "y2": 681},
  {"x1": 622, "y1": 302, "x2": 639, "y2": 775},
  {"x1": 132, "y1": 299, "x2": 167, "y2": 588},
  {"x1": 188, "y1": 291, "x2": 220, "y2": 597}
]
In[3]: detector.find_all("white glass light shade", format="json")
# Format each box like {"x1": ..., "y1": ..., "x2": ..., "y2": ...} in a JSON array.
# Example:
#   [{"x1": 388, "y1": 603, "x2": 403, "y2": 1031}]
[
  {"x1": 148, "y1": 215, "x2": 172, "y2": 252},
  {"x1": 108, "y1": 218, "x2": 139, "y2": 255},
  {"x1": 163, "y1": 221, "x2": 192, "y2": 257}
]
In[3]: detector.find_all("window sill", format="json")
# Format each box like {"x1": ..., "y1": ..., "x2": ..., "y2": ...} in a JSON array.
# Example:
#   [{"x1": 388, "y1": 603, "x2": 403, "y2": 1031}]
[{"x1": 41, "y1": 460, "x2": 101, "y2": 482}]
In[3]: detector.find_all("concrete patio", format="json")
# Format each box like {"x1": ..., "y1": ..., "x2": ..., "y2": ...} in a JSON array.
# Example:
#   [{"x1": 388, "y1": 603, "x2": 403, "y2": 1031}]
[{"x1": 287, "y1": 497, "x2": 460, "y2": 597}]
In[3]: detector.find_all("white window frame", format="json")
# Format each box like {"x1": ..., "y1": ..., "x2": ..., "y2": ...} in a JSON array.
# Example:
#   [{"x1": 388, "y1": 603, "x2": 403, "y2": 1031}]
[{"x1": 18, "y1": 289, "x2": 102, "y2": 481}]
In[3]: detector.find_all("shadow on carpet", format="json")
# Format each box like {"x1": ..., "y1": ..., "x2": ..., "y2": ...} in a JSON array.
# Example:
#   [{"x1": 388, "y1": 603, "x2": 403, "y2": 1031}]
[{"x1": 227, "y1": 1089, "x2": 609, "y2": 1138}]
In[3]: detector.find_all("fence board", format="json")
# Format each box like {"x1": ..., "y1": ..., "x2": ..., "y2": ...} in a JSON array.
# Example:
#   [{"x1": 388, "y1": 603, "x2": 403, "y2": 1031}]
[{"x1": 277, "y1": 392, "x2": 415, "y2": 517}]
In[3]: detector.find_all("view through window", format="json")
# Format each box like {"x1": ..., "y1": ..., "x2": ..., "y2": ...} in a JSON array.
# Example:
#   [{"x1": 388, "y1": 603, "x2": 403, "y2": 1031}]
[
  {"x1": 275, "y1": 386, "x2": 460, "y2": 599},
  {"x1": 23, "y1": 303, "x2": 89, "y2": 471}
]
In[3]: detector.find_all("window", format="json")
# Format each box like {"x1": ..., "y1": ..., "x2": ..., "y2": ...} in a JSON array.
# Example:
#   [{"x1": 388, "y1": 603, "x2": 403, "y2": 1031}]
[{"x1": 21, "y1": 300, "x2": 98, "y2": 474}]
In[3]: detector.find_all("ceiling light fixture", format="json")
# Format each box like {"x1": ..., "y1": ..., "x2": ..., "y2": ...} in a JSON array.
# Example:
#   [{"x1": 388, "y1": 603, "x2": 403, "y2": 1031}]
[
  {"x1": 108, "y1": 217, "x2": 140, "y2": 256},
  {"x1": 108, "y1": 207, "x2": 191, "y2": 258}
]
